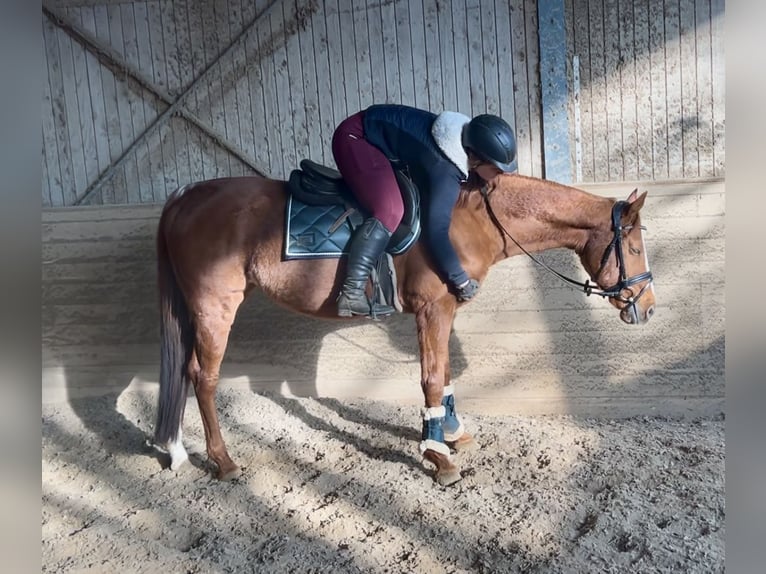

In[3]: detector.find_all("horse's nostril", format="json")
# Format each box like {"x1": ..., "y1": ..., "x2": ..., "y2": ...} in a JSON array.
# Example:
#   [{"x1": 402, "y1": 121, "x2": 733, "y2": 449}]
[{"x1": 646, "y1": 306, "x2": 655, "y2": 319}]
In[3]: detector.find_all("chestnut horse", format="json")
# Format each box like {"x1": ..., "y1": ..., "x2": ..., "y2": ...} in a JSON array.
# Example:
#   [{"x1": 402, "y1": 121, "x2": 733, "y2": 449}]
[{"x1": 154, "y1": 172, "x2": 655, "y2": 485}]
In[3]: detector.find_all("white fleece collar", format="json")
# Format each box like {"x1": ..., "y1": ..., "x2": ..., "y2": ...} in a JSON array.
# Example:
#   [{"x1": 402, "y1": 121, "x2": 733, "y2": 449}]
[{"x1": 431, "y1": 111, "x2": 471, "y2": 178}]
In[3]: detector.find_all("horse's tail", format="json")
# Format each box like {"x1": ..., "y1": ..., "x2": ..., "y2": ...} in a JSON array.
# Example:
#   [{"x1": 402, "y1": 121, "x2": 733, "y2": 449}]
[{"x1": 154, "y1": 199, "x2": 194, "y2": 447}]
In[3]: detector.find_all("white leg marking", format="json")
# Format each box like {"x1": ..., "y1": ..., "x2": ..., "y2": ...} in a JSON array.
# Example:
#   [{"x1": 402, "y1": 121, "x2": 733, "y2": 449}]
[{"x1": 168, "y1": 425, "x2": 189, "y2": 471}]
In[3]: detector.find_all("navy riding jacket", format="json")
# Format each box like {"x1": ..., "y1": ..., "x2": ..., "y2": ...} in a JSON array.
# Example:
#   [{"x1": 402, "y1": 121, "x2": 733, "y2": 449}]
[{"x1": 362, "y1": 104, "x2": 469, "y2": 287}]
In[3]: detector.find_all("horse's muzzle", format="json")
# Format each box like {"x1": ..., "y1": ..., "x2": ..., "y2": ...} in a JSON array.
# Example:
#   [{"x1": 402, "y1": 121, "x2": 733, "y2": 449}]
[{"x1": 620, "y1": 301, "x2": 655, "y2": 325}]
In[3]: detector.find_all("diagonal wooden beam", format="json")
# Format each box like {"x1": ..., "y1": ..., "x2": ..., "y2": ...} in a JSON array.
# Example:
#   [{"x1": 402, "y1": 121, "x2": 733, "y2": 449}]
[{"x1": 42, "y1": 1, "x2": 280, "y2": 205}]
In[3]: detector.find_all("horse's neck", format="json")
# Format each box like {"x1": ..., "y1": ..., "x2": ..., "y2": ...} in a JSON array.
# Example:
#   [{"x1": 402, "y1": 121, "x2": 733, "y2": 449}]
[{"x1": 487, "y1": 176, "x2": 612, "y2": 258}]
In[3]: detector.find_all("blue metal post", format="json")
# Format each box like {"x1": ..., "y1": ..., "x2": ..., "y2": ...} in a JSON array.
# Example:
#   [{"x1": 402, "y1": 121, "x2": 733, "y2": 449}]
[{"x1": 538, "y1": 0, "x2": 571, "y2": 183}]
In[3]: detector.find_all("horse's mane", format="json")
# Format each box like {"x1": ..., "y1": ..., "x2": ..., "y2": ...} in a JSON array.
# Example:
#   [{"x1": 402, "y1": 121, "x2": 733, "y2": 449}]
[{"x1": 457, "y1": 173, "x2": 615, "y2": 228}]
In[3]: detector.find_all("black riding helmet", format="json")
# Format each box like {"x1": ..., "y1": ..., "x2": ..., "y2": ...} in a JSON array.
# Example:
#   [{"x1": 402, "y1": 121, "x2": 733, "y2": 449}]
[{"x1": 462, "y1": 114, "x2": 517, "y2": 172}]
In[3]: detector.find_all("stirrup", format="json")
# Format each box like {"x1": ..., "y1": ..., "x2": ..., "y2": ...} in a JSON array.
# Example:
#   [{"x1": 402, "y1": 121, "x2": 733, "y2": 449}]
[
  {"x1": 337, "y1": 292, "x2": 394, "y2": 319},
  {"x1": 369, "y1": 302, "x2": 396, "y2": 319}
]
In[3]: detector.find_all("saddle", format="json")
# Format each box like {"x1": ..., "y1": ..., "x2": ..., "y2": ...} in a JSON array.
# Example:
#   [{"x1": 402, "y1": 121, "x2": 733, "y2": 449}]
[
  {"x1": 283, "y1": 159, "x2": 421, "y2": 259},
  {"x1": 283, "y1": 159, "x2": 422, "y2": 318}
]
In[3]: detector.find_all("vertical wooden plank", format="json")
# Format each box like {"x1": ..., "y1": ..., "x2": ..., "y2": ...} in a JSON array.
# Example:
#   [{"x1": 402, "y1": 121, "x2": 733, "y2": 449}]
[
  {"x1": 42, "y1": 129, "x2": 51, "y2": 207},
  {"x1": 435, "y1": 0, "x2": 456, "y2": 112},
  {"x1": 588, "y1": 0, "x2": 608, "y2": 181},
  {"x1": 217, "y1": 0, "x2": 242, "y2": 177},
  {"x1": 69, "y1": 7, "x2": 102, "y2": 201},
  {"x1": 603, "y1": 0, "x2": 623, "y2": 180},
  {"x1": 160, "y1": 0, "x2": 185, "y2": 189},
  {"x1": 480, "y1": 0, "x2": 499, "y2": 115},
  {"x1": 57, "y1": 13, "x2": 86, "y2": 204},
  {"x1": 494, "y1": 0, "x2": 515, "y2": 128},
  {"x1": 664, "y1": 0, "x2": 684, "y2": 180},
  {"x1": 618, "y1": 0, "x2": 637, "y2": 180},
  {"x1": 299, "y1": 3, "x2": 324, "y2": 162},
  {"x1": 353, "y1": 0, "x2": 372, "y2": 110},
  {"x1": 307, "y1": 2, "x2": 333, "y2": 165},
  {"x1": 710, "y1": 0, "x2": 724, "y2": 176},
  {"x1": 42, "y1": 17, "x2": 65, "y2": 206},
  {"x1": 256, "y1": 5, "x2": 280, "y2": 175},
  {"x1": 338, "y1": 0, "x2": 360, "y2": 114},
  {"x1": 465, "y1": 0, "x2": 485, "y2": 116},
  {"x1": 509, "y1": 0, "x2": 531, "y2": 175},
  {"x1": 132, "y1": 2, "x2": 158, "y2": 201},
  {"x1": 42, "y1": 28, "x2": 55, "y2": 207},
  {"x1": 451, "y1": 0, "x2": 470, "y2": 114},
  {"x1": 694, "y1": 0, "x2": 714, "y2": 177},
  {"x1": 233, "y1": 0, "x2": 255, "y2": 174},
  {"x1": 423, "y1": 0, "x2": 443, "y2": 111},
  {"x1": 408, "y1": 0, "x2": 428, "y2": 109},
  {"x1": 210, "y1": 0, "x2": 232, "y2": 177},
  {"x1": 271, "y1": 5, "x2": 296, "y2": 178},
  {"x1": 649, "y1": 0, "x2": 669, "y2": 179},
  {"x1": 394, "y1": 0, "x2": 415, "y2": 107},
  {"x1": 571, "y1": 0, "x2": 594, "y2": 181},
  {"x1": 197, "y1": 0, "x2": 221, "y2": 179},
  {"x1": 110, "y1": 4, "x2": 133, "y2": 203},
  {"x1": 147, "y1": 1, "x2": 167, "y2": 92},
  {"x1": 164, "y1": 0, "x2": 183, "y2": 95},
  {"x1": 313, "y1": 1, "x2": 342, "y2": 165},
  {"x1": 524, "y1": 0, "x2": 543, "y2": 177},
  {"x1": 150, "y1": 0, "x2": 178, "y2": 197},
  {"x1": 93, "y1": 4, "x2": 120, "y2": 204},
  {"x1": 324, "y1": 0, "x2": 347, "y2": 131},
  {"x1": 285, "y1": 0, "x2": 308, "y2": 167},
  {"x1": 380, "y1": 0, "x2": 401, "y2": 105},
  {"x1": 367, "y1": 0, "x2": 386, "y2": 104},
  {"x1": 186, "y1": 0, "x2": 209, "y2": 182},
  {"x1": 81, "y1": 6, "x2": 111, "y2": 196},
  {"x1": 633, "y1": 0, "x2": 654, "y2": 180},
  {"x1": 200, "y1": 0, "x2": 221, "y2": 178},
  {"x1": 243, "y1": 1, "x2": 261, "y2": 170},
  {"x1": 679, "y1": 0, "x2": 699, "y2": 178},
  {"x1": 170, "y1": 0, "x2": 191, "y2": 186},
  {"x1": 564, "y1": 0, "x2": 576, "y2": 177}
]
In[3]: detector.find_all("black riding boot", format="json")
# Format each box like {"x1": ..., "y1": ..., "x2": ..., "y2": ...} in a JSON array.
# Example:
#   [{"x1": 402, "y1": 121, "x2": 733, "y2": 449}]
[{"x1": 337, "y1": 217, "x2": 396, "y2": 318}]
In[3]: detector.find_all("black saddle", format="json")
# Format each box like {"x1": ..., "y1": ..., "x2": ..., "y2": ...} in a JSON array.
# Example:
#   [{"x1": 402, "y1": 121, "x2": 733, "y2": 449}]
[{"x1": 287, "y1": 159, "x2": 421, "y2": 255}]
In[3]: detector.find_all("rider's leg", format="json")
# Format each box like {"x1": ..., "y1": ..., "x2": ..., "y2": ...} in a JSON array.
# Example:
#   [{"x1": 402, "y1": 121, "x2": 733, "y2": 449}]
[
  {"x1": 337, "y1": 217, "x2": 394, "y2": 317},
  {"x1": 331, "y1": 112, "x2": 404, "y2": 317}
]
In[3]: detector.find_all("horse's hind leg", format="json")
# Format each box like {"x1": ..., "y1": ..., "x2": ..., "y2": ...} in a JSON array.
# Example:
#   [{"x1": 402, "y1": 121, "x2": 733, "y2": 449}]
[{"x1": 190, "y1": 294, "x2": 244, "y2": 480}]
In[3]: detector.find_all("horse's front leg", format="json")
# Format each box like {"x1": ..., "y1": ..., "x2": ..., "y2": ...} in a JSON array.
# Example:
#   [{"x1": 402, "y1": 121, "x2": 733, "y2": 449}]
[{"x1": 416, "y1": 298, "x2": 462, "y2": 486}]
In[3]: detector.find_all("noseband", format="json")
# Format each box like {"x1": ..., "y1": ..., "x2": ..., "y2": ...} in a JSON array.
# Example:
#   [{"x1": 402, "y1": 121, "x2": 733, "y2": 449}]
[{"x1": 480, "y1": 188, "x2": 654, "y2": 313}]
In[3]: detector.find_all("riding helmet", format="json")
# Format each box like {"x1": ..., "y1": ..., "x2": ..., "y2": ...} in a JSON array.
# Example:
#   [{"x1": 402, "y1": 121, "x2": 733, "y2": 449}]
[{"x1": 461, "y1": 114, "x2": 517, "y2": 172}]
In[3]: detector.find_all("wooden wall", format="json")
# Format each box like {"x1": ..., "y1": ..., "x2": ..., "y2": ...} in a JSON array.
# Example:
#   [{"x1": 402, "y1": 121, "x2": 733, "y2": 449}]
[
  {"x1": 565, "y1": 0, "x2": 725, "y2": 182},
  {"x1": 42, "y1": 180, "x2": 724, "y2": 417},
  {"x1": 42, "y1": 0, "x2": 543, "y2": 207}
]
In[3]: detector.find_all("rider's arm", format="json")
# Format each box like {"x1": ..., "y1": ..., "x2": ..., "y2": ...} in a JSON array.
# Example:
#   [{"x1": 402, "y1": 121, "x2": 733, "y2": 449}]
[{"x1": 421, "y1": 165, "x2": 470, "y2": 288}]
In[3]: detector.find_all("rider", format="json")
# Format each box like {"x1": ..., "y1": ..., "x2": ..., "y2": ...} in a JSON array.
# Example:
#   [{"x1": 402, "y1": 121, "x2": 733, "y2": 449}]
[{"x1": 331, "y1": 103, "x2": 518, "y2": 317}]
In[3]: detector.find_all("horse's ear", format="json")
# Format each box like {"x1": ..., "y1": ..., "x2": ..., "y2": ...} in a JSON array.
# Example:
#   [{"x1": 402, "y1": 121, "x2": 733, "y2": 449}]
[{"x1": 623, "y1": 190, "x2": 648, "y2": 223}]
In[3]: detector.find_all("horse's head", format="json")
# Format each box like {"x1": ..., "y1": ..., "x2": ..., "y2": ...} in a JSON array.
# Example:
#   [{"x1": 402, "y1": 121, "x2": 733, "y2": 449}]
[{"x1": 580, "y1": 189, "x2": 656, "y2": 325}]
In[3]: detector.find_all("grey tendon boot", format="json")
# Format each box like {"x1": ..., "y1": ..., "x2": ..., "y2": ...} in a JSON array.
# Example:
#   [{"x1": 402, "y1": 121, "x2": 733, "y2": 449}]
[{"x1": 337, "y1": 217, "x2": 396, "y2": 318}]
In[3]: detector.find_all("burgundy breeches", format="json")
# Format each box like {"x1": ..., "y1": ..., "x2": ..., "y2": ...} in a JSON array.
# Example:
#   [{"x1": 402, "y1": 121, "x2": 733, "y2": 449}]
[{"x1": 331, "y1": 111, "x2": 404, "y2": 233}]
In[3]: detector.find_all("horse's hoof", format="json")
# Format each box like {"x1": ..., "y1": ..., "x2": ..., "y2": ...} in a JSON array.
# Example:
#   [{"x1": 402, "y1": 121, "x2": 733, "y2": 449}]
[
  {"x1": 449, "y1": 433, "x2": 479, "y2": 453},
  {"x1": 169, "y1": 452, "x2": 189, "y2": 471},
  {"x1": 436, "y1": 467, "x2": 462, "y2": 487},
  {"x1": 217, "y1": 465, "x2": 242, "y2": 481}
]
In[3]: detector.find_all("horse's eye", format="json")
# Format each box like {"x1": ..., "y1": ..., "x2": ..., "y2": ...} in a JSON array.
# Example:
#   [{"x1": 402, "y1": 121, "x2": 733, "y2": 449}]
[{"x1": 629, "y1": 246, "x2": 641, "y2": 256}]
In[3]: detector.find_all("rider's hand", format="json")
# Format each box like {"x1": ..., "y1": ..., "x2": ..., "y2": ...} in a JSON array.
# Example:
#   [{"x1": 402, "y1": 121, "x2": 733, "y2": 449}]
[{"x1": 455, "y1": 278, "x2": 480, "y2": 302}]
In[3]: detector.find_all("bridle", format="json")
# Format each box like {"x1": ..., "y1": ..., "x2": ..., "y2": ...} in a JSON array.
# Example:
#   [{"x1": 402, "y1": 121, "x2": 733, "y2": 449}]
[{"x1": 479, "y1": 187, "x2": 654, "y2": 314}]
